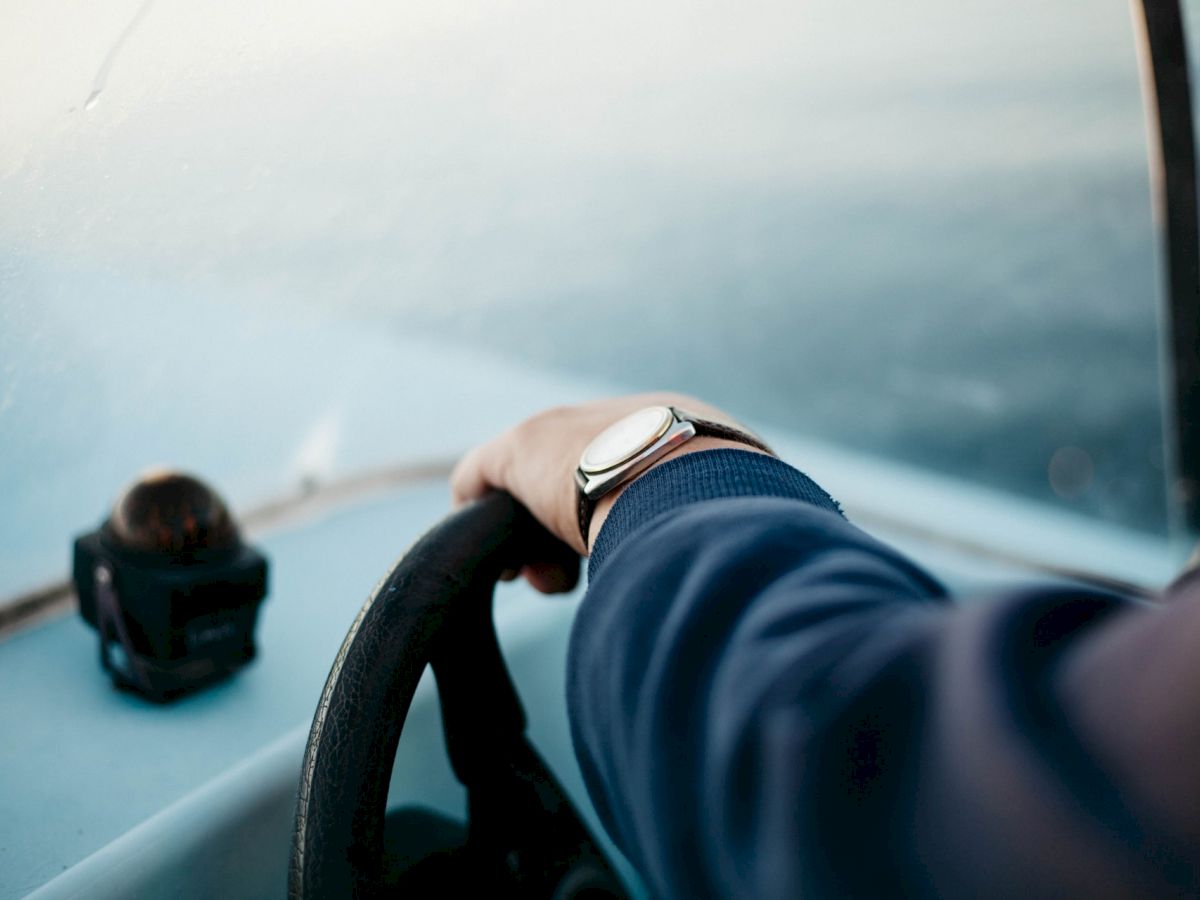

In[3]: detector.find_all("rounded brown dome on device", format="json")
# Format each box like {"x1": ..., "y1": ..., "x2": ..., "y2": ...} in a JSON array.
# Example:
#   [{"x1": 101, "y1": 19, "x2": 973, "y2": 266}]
[{"x1": 109, "y1": 470, "x2": 240, "y2": 554}]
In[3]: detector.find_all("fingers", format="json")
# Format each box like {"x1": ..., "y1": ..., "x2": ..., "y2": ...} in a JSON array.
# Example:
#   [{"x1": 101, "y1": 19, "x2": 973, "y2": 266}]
[
  {"x1": 521, "y1": 560, "x2": 581, "y2": 595},
  {"x1": 449, "y1": 438, "x2": 508, "y2": 507},
  {"x1": 448, "y1": 445, "x2": 483, "y2": 506}
]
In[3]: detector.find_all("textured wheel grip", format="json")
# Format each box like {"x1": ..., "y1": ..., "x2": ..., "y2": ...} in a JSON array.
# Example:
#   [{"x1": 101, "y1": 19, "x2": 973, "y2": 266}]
[{"x1": 288, "y1": 492, "x2": 578, "y2": 899}]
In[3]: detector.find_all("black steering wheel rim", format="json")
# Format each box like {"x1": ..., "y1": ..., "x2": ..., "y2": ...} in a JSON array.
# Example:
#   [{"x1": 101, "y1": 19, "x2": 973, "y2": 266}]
[{"x1": 288, "y1": 491, "x2": 625, "y2": 898}]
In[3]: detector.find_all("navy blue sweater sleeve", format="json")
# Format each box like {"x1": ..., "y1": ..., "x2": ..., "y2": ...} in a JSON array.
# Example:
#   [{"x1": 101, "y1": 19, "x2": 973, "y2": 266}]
[{"x1": 567, "y1": 449, "x2": 1198, "y2": 899}]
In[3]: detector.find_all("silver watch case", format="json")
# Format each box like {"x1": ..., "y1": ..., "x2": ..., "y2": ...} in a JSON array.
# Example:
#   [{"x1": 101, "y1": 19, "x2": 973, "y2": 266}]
[{"x1": 574, "y1": 407, "x2": 698, "y2": 501}]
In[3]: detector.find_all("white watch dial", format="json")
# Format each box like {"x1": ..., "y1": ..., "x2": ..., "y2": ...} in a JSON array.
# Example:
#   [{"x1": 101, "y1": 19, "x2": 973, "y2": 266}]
[{"x1": 579, "y1": 406, "x2": 674, "y2": 474}]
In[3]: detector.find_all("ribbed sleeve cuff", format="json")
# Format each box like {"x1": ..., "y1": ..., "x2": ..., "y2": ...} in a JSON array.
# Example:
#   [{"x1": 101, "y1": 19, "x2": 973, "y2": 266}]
[{"x1": 587, "y1": 448, "x2": 842, "y2": 579}]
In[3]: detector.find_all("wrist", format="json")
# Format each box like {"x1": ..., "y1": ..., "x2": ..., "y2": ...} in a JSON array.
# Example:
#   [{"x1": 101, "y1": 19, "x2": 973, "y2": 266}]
[{"x1": 586, "y1": 437, "x2": 771, "y2": 551}]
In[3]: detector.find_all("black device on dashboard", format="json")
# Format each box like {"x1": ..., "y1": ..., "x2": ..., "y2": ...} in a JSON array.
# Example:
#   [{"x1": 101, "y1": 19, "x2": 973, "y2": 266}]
[{"x1": 72, "y1": 471, "x2": 269, "y2": 702}]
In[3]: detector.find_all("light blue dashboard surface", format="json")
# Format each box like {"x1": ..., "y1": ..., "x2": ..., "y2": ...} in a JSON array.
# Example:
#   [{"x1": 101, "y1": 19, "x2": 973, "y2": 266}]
[
  {"x1": 1, "y1": 445, "x2": 1178, "y2": 898},
  {"x1": 1, "y1": 480, "x2": 608, "y2": 899}
]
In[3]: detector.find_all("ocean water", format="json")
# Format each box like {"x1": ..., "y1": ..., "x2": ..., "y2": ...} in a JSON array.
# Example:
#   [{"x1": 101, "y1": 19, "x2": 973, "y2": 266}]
[
  {"x1": 388, "y1": 151, "x2": 1166, "y2": 534},
  {"x1": 0, "y1": 0, "x2": 1178, "y2": 597}
]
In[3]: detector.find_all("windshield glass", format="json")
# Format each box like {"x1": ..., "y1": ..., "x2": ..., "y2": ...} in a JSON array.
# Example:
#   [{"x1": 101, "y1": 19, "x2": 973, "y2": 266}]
[{"x1": 0, "y1": 0, "x2": 1169, "y2": 599}]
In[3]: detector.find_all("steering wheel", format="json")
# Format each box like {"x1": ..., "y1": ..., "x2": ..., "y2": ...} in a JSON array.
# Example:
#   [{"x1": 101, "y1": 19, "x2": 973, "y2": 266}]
[{"x1": 288, "y1": 491, "x2": 628, "y2": 898}]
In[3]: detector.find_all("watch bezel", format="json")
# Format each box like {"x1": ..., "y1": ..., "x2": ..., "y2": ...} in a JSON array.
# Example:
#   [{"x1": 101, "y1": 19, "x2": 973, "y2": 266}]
[
  {"x1": 576, "y1": 410, "x2": 697, "y2": 500},
  {"x1": 578, "y1": 405, "x2": 675, "y2": 475}
]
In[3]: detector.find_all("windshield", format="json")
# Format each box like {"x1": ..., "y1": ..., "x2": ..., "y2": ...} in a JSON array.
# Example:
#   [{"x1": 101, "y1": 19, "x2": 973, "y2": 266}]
[{"x1": 0, "y1": 0, "x2": 1171, "y2": 599}]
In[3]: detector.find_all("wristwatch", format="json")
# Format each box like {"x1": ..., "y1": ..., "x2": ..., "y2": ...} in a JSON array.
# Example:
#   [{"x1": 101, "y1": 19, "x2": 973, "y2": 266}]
[{"x1": 574, "y1": 405, "x2": 773, "y2": 547}]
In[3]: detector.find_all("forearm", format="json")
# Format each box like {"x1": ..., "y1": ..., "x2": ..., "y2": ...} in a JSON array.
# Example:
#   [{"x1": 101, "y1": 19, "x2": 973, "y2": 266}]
[
  {"x1": 568, "y1": 449, "x2": 1200, "y2": 898},
  {"x1": 570, "y1": 449, "x2": 950, "y2": 897}
]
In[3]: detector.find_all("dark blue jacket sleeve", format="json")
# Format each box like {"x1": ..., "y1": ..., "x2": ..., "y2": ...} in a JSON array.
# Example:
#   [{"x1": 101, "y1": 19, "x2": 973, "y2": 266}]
[{"x1": 567, "y1": 449, "x2": 1199, "y2": 899}]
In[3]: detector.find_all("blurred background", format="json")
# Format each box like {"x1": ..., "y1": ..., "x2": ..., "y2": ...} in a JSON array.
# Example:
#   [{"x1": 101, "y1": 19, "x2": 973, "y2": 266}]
[{"x1": 1, "y1": 0, "x2": 1192, "y2": 597}]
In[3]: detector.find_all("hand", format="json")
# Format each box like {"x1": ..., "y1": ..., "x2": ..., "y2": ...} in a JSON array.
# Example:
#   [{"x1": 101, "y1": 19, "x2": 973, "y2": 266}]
[{"x1": 450, "y1": 393, "x2": 765, "y2": 593}]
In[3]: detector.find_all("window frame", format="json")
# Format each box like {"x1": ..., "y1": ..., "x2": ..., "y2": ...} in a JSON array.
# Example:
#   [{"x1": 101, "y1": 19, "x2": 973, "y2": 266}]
[{"x1": 1136, "y1": 0, "x2": 1200, "y2": 533}]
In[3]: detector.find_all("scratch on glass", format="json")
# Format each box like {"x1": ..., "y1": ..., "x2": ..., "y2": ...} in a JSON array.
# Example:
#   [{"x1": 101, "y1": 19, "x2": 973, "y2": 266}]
[{"x1": 84, "y1": 0, "x2": 157, "y2": 111}]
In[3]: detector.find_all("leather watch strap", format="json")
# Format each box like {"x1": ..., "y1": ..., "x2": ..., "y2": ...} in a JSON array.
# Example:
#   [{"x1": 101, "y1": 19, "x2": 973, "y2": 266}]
[
  {"x1": 684, "y1": 413, "x2": 774, "y2": 457},
  {"x1": 576, "y1": 409, "x2": 773, "y2": 548},
  {"x1": 578, "y1": 481, "x2": 594, "y2": 551}
]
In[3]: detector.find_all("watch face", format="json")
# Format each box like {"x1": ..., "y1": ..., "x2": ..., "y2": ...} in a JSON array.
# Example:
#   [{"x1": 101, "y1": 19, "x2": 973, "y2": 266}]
[{"x1": 579, "y1": 406, "x2": 674, "y2": 474}]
